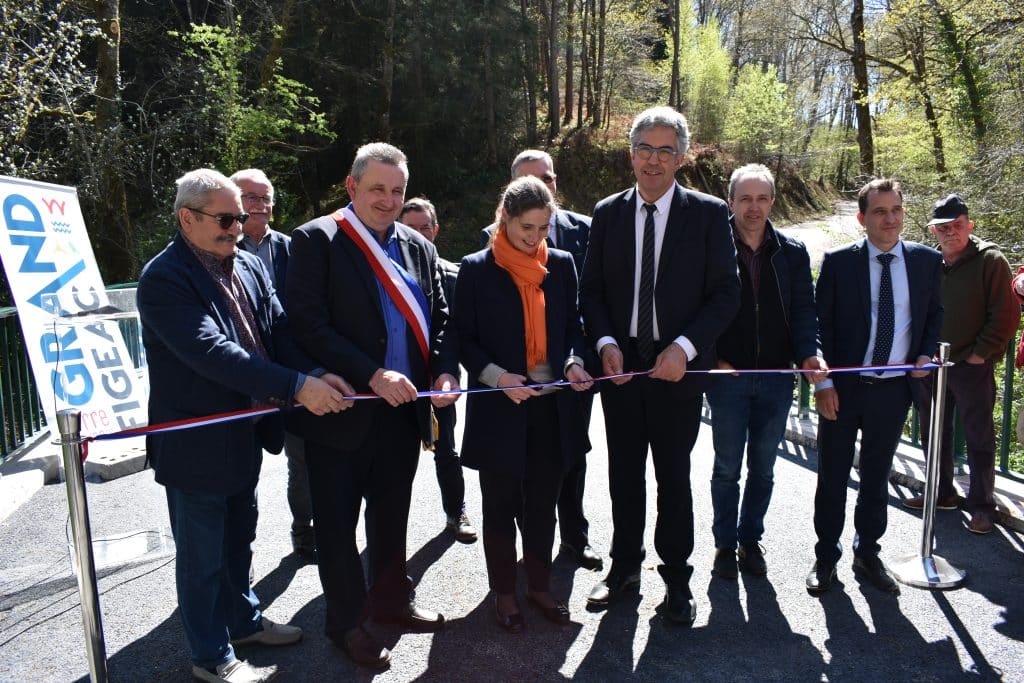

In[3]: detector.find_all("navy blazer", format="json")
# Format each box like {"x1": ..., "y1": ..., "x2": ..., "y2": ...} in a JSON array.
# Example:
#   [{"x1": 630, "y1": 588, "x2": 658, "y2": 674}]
[
  {"x1": 579, "y1": 183, "x2": 740, "y2": 396},
  {"x1": 285, "y1": 215, "x2": 455, "y2": 448},
  {"x1": 455, "y1": 248, "x2": 589, "y2": 476},
  {"x1": 479, "y1": 209, "x2": 592, "y2": 276},
  {"x1": 816, "y1": 238, "x2": 943, "y2": 381},
  {"x1": 138, "y1": 234, "x2": 311, "y2": 495}
]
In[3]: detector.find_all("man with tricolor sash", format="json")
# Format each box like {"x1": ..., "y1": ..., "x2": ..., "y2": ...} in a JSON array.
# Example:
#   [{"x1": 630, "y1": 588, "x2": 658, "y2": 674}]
[{"x1": 285, "y1": 142, "x2": 459, "y2": 670}]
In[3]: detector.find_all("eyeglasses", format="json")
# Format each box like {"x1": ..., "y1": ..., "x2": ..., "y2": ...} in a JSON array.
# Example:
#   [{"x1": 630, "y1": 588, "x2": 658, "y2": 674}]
[
  {"x1": 241, "y1": 193, "x2": 273, "y2": 205},
  {"x1": 189, "y1": 208, "x2": 249, "y2": 229},
  {"x1": 539, "y1": 173, "x2": 557, "y2": 184},
  {"x1": 633, "y1": 144, "x2": 679, "y2": 163}
]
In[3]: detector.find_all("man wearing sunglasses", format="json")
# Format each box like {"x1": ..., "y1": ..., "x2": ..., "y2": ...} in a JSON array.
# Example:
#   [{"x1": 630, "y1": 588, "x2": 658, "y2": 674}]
[
  {"x1": 908, "y1": 194, "x2": 1019, "y2": 535},
  {"x1": 231, "y1": 168, "x2": 317, "y2": 564},
  {"x1": 580, "y1": 106, "x2": 740, "y2": 625},
  {"x1": 138, "y1": 168, "x2": 355, "y2": 683},
  {"x1": 479, "y1": 149, "x2": 603, "y2": 572}
]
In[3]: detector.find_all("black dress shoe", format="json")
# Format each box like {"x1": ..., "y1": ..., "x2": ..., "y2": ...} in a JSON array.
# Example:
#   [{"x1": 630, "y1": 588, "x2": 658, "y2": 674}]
[
  {"x1": 376, "y1": 603, "x2": 445, "y2": 632},
  {"x1": 805, "y1": 560, "x2": 837, "y2": 594},
  {"x1": 446, "y1": 512, "x2": 478, "y2": 543},
  {"x1": 662, "y1": 586, "x2": 696, "y2": 626},
  {"x1": 560, "y1": 542, "x2": 604, "y2": 571},
  {"x1": 852, "y1": 555, "x2": 900, "y2": 594},
  {"x1": 340, "y1": 626, "x2": 390, "y2": 670},
  {"x1": 292, "y1": 543, "x2": 317, "y2": 564},
  {"x1": 526, "y1": 592, "x2": 571, "y2": 624},
  {"x1": 494, "y1": 596, "x2": 525, "y2": 633},
  {"x1": 587, "y1": 569, "x2": 641, "y2": 606},
  {"x1": 713, "y1": 548, "x2": 738, "y2": 579}
]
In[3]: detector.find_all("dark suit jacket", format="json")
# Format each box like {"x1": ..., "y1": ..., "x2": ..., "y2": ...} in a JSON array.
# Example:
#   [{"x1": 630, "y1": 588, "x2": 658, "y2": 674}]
[
  {"x1": 455, "y1": 248, "x2": 589, "y2": 476},
  {"x1": 285, "y1": 215, "x2": 455, "y2": 448},
  {"x1": 138, "y1": 234, "x2": 311, "y2": 495},
  {"x1": 479, "y1": 209, "x2": 592, "y2": 276},
  {"x1": 816, "y1": 238, "x2": 943, "y2": 382},
  {"x1": 579, "y1": 183, "x2": 740, "y2": 396}
]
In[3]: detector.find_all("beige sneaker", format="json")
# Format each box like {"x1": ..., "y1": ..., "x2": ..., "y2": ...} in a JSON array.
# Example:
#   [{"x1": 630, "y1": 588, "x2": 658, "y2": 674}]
[
  {"x1": 231, "y1": 617, "x2": 302, "y2": 647},
  {"x1": 192, "y1": 658, "x2": 277, "y2": 682}
]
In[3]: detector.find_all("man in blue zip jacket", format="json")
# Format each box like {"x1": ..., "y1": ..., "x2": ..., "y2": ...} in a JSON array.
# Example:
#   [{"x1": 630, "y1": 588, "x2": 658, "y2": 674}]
[{"x1": 706, "y1": 164, "x2": 828, "y2": 579}]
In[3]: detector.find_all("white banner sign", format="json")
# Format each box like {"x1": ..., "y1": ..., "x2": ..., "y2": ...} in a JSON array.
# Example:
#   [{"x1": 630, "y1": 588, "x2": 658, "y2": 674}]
[{"x1": 0, "y1": 175, "x2": 148, "y2": 437}]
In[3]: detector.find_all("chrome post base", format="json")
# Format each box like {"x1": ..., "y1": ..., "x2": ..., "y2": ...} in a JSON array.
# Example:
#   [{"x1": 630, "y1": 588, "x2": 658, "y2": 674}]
[{"x1": 891, "y1": 553, "x2": 967, "y2": 589}]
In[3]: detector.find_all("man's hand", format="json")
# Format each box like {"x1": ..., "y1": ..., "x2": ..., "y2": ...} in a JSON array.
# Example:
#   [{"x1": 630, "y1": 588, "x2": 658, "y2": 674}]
[
  {"x1": 965, "y1": 353, "x2": 986, "y2": 365},
  {"x1": 566, "y1": 364, "x2": 594, "y2": 392},
  {"x1": 601, "y1": 344, "x2": 631, "y2": 385},
  {"x1": 369, "y1": 368, "x2": 419, "y2": 407},
  {"x1": 910, "y1": 354, "x2": 934, "y2": 378},
  {"x1": 296, "y1": 375, "x2": 350, "y2": 415},
  {"x1": 649, "y1": 344, "x2": 687, "y2": 382},
  {"x1": 320, "y1": 373, "x2": 356, "y2": 411},
  {"x1": 497, "y1": 372, "x2": 542, "y2": 404},
  {"x1": 815, "y1": 386, "x2": 839, "y2": 420},
  {"x1": 430, "y1": 373, "x2": 461, "y2": 408},
  {"x1": 801, "y1": 356, "x2": 830, "y2": 385}
]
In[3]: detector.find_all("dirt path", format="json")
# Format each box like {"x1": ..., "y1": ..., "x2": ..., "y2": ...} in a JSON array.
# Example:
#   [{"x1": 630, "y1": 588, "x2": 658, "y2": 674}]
[{"x1": 777, "y1": 200, "x2": 861, "y2": 270}]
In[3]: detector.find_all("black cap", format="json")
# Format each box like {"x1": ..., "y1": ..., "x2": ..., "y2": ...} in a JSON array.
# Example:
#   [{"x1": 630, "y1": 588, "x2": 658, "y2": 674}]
[{"x1": 928, "y1": 193, "x2": 969, "y2": 226}]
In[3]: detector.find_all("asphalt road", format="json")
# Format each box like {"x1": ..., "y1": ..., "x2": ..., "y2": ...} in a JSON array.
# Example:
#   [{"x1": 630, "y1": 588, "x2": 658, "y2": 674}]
[{"x1": 2, "y1": 397, "x2": 1022, "y2": 682}]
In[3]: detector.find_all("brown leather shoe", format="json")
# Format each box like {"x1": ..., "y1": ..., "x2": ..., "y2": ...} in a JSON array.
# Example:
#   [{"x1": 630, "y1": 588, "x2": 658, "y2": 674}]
[
  {"x1": 968, "y1": 512, "x2": 994, "y2": 534},
  {"x1": 340, "y1": 626, "x2": 390, "y2": 670},
  {"x1": 903, "y1": 494, "x2": 958, "y2": 511}
]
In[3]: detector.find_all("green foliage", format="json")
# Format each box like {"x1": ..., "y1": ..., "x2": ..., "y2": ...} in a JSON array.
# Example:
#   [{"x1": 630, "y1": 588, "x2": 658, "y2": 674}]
[
  {"x1": 724, "y1": 64, "x2": 792, "y2": 156},
  {"x1": 170, "y1": 21, "x2": 334, "y2": 191},
  {"x1": 679, "y1": 18, "x2": 731, "y2": 144}
]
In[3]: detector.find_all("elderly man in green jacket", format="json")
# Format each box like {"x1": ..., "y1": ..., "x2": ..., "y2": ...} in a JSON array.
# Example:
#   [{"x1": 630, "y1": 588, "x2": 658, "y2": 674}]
[{"x1": 908, "y1": 194, "x2": 1020, "y2": 534}]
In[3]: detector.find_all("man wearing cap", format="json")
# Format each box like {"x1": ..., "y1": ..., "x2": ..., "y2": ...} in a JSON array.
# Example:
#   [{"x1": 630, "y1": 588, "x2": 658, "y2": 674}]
[{"x1": 907, "y1": 194, "x2": 1019, "y2": 534}]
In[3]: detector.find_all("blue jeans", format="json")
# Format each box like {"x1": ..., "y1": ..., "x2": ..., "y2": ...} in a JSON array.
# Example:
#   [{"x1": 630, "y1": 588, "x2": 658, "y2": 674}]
[
  {"x1": 165, "y1": 483, "x2": 262, "y2": 670},
  {"x1": 707, "y1": 373, "x2": 794, "y2": 549}
]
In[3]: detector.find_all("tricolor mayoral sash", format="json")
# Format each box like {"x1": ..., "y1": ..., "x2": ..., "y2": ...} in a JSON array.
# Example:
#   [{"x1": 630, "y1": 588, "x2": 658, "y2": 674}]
[{"x1": 332, "y1": 206, "x2": 431, "y2": 365}]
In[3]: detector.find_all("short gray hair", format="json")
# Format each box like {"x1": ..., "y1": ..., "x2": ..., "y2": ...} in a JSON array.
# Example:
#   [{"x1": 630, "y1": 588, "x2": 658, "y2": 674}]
[
  {"x1": 229, "y1": 168, "x2": 275, "y2": 200},
  {"x1": 728, "y1": 163, "x2": 776, "y2": 201},
  {"x1": 350, "y1": 142, "x2": 408, "y2": 181},
  {"x1": 629, "y1": 106, "x2": 689, "y2": 155},
  {"x1": 400, "y1": 197, "x2": 437, "y2": 225},
  {"x1": 174, "y1": 168, "x2": 239, "y2": 213},
  {"x1": 511, "y1": 149, "x2": 553, "y2": 179}
]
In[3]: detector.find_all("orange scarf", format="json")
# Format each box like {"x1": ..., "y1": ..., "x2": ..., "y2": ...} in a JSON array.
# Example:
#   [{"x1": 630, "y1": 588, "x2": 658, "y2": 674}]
[{"x1": 492, "y1": 228, "x2": 548, "y2": 368}]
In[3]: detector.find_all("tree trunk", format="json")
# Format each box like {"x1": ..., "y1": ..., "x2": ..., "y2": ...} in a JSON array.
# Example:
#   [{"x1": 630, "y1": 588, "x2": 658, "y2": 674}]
[
  {"x1": 902, "y1": 24, "x2": 947, "y2": 177},
  {"x1": 929, "y1": 0, "x2": 986, "y2": 140},
  {"x1": 577, "y1": 0, "x2": 588, "y2": 126},
  {"x1": 483, "y1": 8, "x2": 498, "y2": 163},
  {"x1": 563, "y1": 0, "x2": 575, "y2": 126},
  {"x1": 850, "y1": 0, "x2": 874, "y2": 176},
  {"x1": 91, "y1": 0, "x2": 135, "y2": 282},
  {"x1": 379, "y1": 0, "x2": 396, "y2": 139},
  {"x1": 591, "y1": 0, "x2": 605, "y2": 127},
  {"x1": 668, "y1": 0, "x2": 681, "y2": 108},
  {"x1": 521, "y1": 0, "x2": 539, "y2": 145},
  {"x1": 547, "y1": 0, "x2": 560, "y2": 142}
]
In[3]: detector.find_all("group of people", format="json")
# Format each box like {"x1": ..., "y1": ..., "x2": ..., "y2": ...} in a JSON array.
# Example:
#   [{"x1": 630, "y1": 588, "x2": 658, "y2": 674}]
[{"x1": 136, "y1": 105, "x2": 1018, "y2": 682}]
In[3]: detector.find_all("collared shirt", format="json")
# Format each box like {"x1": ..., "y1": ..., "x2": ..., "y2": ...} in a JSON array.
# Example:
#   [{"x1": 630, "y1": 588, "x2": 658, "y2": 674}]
[
  {"x1": 353, "y1": 214, "x2": 430, "y2": 380},
  {"x1": 734, "y1": 229, "x2": 767, "y2": 296},
  {"x1": 862, "y1": 239, "x2": 912, "y2": 377},
  {"x1": 239, "y1": 231, "x2": 275, "y2": 287},
  {"x1": 595, "y1": 183, "x2": 697, "y2": 360},
  {"x1": 547, "y1": 212, "x2": 557, "y2": 247}
]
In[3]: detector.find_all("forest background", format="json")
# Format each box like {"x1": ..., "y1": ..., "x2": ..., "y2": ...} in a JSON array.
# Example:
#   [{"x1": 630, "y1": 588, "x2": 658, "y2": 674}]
[{"x1": 2, "y1": 0, "x2": 1023, "y2": 298}]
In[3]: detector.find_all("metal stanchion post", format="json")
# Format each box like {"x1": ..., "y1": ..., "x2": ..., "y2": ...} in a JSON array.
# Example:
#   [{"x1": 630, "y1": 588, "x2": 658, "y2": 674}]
[
  {"x1": 891, "y1": 343, "x2": 967, "y2": 589},
  {"x1": 57, "y1": 409, "x2": 109, "y2": 682}
]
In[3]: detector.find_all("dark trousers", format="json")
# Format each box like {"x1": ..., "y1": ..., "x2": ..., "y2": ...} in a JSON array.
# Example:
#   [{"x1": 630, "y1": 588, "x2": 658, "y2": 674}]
[
  {"x1": 912, "y1": 360, "x2": 998, "y2": 515},
  {"x1": 165, "y1": 480, "x2": 261, "y2": 669},
  {"x1": 601, "y1": 361, "x2": 702, "y2": 594},
  {"x1": 433, "y1": 402, "x2": 466, "y2": 518},
  {"x1": 478, "y1": 394, "x2": 564, "y2": 594},
  {"x1": 556, "y1": 391, "x2": 594, "y2": 549},
  {"x1": 283, "y1": 431, "x2": 314, "y2": 547},
  {"x1": 304, "y1": 405, "x2": 420, "y2": 637},
  {"x1": 814, "y1": 376, "x2": 911, "y2": 564}
]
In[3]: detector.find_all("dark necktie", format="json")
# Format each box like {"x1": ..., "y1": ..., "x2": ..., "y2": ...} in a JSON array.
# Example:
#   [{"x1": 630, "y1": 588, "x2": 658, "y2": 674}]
[
  {"x1": 871, "y1": 253, "x2": 896, "y2": 374},
  {"x1": 637, "y1": 203, "x2": 657, "y2": 363}
]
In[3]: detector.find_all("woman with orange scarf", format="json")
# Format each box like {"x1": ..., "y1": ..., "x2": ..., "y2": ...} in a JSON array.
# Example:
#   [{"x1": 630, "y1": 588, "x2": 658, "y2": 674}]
[{"x1": 453, "y1": 177, "x2": 594, "y2": 632}]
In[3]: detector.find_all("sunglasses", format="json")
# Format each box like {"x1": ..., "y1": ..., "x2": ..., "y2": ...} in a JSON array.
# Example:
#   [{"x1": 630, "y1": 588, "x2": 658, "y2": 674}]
[{"x1": 189, "y1": 208, "x2": 249, "y2": 229}]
